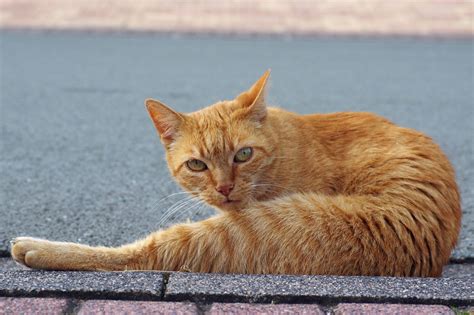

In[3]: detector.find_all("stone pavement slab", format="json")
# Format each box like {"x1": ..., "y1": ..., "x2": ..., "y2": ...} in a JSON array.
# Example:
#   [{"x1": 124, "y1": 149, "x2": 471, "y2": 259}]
[
  {"x1": 0, "y1": 297, "x2": 70, "y2": 315},
  {"x1": 208, "y1": 303, "x2": 325, "y2": 314},
  {"x1": 440, "y1": 263, "x2": 474, "y2": 278},
  {"x1": 1, "y1": 31, "x2": 473, "y2": 262},
  {"x1": 0, "y1": 271, "x2": 163, "y2": 300},
  {"x1": 333, "y1": 303, "x2": 454, "y2": 315},
  {"x1": 1, "y1": 270, "x2": 472, "y2": 306},
  {"x1": 77, "y1": 300, "x2": 198, "y2": 315},
  {"x1": 165, "y1": 272, "x2": 473, "y2": 306},
  {"x1": 1, "y1": 258, "x2": 474, "y2": 280}
]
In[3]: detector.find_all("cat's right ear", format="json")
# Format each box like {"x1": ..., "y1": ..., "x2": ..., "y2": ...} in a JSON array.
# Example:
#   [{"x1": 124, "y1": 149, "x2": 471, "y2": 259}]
[{"x1": 145, "y1": 99, "x2": 184, "y2": 144}]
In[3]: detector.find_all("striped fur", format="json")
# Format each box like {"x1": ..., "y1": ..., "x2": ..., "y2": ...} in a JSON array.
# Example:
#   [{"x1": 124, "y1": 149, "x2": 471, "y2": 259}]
[{"x1": 12, "y1": 71, "x2": 461, "y2": 277}]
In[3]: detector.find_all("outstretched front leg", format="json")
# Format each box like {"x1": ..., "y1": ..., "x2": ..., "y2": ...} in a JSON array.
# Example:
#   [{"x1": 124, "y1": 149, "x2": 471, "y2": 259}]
[
  {"x1": 12, "y1": 193, "x2": 435, "y2": 276},
  {"x1": 10, "y1": 213, "x2": 241, "y2": 272},
  {"x1": 11, "y1": 237, "x2": 146, "y2": 271}
]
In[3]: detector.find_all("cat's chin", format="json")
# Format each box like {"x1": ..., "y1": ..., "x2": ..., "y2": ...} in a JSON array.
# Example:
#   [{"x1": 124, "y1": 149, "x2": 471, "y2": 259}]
[{"x1": 214, "y1": 199, "x2": 245, "y2": 212}]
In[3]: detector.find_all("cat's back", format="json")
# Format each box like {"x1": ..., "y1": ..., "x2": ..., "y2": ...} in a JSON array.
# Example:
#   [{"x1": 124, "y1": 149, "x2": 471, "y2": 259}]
[
  {"x1": 288, "y1": 110, "x2": 439, "y2": 156},
  {"x1": 267, "y1": 109, "x2": 413, "y2": 154},
  {"x1": 268, "y1": 108, "x2": 395, "y2": 135},
  {"x1": 267, "y1": 108, "x2": 458, "y2": 199}
]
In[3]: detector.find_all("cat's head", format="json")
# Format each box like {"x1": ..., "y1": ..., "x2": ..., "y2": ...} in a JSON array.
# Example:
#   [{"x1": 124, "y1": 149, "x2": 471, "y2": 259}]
[{"x1": 146, "y1": 71, "x2": 277, "y2": 211}]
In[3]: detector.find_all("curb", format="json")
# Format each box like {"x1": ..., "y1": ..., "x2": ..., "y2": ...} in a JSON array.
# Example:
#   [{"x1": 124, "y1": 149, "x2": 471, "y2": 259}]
[
  {"x1": 1, "y1": 270, "x2": 472, "y2": 306},
  {"x1": 0, "y1": 297, "x2": 468, "y2": 315}
]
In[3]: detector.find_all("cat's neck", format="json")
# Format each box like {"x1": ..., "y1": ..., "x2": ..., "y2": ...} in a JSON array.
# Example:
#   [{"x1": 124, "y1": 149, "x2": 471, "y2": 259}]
[{"x1": 255, "y1": 108, "x2": 336, "y2": 200}]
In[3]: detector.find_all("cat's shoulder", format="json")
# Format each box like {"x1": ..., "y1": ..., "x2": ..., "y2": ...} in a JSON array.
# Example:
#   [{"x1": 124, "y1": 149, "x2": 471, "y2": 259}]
[
  {"x1": 267, "y1": 107, "x2": 394, "y2": 127},
  {"x1": 306, "y1": 111, "x2": 392, "y2": 124}
]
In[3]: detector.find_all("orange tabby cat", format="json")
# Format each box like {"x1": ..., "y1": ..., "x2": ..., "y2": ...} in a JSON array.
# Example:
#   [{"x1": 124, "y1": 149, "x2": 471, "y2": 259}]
[{"x1": 11, "y1": 71, "x2": 461, "y2": 277}]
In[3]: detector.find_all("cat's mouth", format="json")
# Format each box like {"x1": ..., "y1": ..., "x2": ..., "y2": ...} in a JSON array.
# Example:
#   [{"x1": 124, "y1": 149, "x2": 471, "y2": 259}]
[{"x1": 223, "y1": 199, "x2": 240, "y2": 204}]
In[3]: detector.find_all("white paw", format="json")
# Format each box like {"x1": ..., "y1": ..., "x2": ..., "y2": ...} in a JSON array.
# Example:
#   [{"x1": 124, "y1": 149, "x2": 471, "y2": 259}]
[{"x1": 11, "y1": 237, "x2": 53, "y2": 269}]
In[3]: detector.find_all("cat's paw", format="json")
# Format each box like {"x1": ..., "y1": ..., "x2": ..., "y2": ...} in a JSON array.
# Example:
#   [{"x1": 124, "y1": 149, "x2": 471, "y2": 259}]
[{"x1": 11, "y1": 237, "x2": 55, "y2": 269}]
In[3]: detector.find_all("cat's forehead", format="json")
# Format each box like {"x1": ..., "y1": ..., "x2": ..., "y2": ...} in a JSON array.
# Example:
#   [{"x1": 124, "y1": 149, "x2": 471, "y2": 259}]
[
  {"x1": 187, "y1": 101, "x2": 246, "y2": 134},
  {"x1": 190, "y1": 100, "x2": 240, "y2": 121},
  {"x1": 179, "y1": 102, "x2": 256, "y2": 158}
]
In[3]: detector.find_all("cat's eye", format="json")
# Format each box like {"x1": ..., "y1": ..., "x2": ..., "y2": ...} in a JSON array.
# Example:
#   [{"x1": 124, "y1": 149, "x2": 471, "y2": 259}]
[
  {"x1": 234, "y1": 147, "x2": 253, "y2": 163},
  {"x1": 186, "y1": 159, "x2": 207, "y2": 172}
]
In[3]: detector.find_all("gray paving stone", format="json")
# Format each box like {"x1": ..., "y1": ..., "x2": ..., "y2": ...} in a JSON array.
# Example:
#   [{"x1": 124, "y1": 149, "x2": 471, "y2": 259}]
[
  {"x1": 208, "y1": 303, "x2": 324, "y2": 314},
  {"x1": 1, "y1": 257, "x2": 473, "y2": 278},
  {"x1": 0, "y1": 258, "x2": 25, "y2": 272},
  {"x1": 0, "y1": 271, "x2": 163, "y2": 300},
  {"x1": 78, "y1": 300, "x2": 198, "y2": 315},
  {"x1": 333, "y1": 303, "x2": 454, "y2": 315},
  {"x1": 441, "y1": 263, "x2": 474, "y2": 278},
  {"x1": 0, "y1": 297, "x2": 70, "y2": 315},
  {"x1": 165, "y1": 272, "x2": 473, "y2": 306}
]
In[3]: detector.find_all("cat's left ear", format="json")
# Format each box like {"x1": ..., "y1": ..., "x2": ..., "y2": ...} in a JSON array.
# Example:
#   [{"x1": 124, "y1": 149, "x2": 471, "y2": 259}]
[
  {"x1": 145, "y1": 98, "x2": 185, "y2": 144},
  {"x1": 235, "y1": 70, "x2": 270, "y2": 122}
]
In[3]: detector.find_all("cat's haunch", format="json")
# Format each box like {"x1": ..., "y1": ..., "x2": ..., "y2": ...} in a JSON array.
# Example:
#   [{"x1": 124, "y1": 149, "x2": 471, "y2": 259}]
[{"x1": 12, "y1": 70, "x2": 461, "y2": 277}]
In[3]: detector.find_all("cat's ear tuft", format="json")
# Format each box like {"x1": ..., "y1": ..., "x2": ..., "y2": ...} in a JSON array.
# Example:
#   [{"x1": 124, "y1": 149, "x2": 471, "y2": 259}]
[
  {"x1": 145, "y1": 98, "x2": 184, "y2": 144},
  {"x1": 235, "y1": 70, "x2": 270, "y2": 122}
]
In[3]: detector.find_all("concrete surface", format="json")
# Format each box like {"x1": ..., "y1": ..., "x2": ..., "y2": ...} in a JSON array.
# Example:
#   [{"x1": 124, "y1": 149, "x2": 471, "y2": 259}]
[
  {"x1": 0, "y1": 270, "x2": 472, "y2": 306},
  {"x1": 0, "y1": 271, "x2": 163, "y2": 300},
  {"x1": 2, "y1": 257, "x2": 472, "y2": 277},
  {"x1": 0, "y1": 30, "x2": 473, "y2": 263},
  {"x1": 164, "y1": 272, "x2": 473, "y2": 306}
]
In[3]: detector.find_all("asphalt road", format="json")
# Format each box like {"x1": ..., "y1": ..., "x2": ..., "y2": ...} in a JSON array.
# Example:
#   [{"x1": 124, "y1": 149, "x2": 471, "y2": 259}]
[{"x1": 1, "y1": 31, "x2": 472, "y2": 261}]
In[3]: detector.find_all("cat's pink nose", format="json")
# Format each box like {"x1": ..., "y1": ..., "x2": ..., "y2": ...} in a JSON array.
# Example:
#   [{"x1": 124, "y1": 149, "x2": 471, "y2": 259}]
[{"x1": 216, "y1": 183, "x2": 234, "y2": 196}]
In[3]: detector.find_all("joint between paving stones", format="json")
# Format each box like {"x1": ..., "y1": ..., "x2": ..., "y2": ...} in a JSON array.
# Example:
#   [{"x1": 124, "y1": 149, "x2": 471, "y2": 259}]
[
  {"x1": 450, "y1": 257, "x2": 474, "y2": 264},
  {"x1": 63, "y1": 298, "x2": 82, "y2": 315},
  {"x1": 199, "y1": 295, "x2": 468, "y2": 307},
  {"x1": 160, "y1": 272, "x2": 170, "y2": 301},
  {"x1": 1, "y1": 269, "x2": 473, "y2": 307}
]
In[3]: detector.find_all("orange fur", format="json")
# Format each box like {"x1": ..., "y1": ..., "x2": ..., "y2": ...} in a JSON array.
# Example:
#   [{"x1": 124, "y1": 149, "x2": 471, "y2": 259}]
[{"x1": 12, "y1": 71, "x2": 461, "y2": 277}]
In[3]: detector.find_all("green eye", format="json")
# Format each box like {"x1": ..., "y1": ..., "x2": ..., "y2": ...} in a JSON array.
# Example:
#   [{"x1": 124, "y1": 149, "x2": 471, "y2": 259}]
[
  {"x1": 186, "y1": 159, "x2": 207, "y2": 172},
  {"x1": 234, "y1": 147, "x2": 253, "y2": 163}
]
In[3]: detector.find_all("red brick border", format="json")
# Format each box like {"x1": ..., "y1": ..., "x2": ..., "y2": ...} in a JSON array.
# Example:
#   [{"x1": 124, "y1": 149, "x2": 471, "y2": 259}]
[
  {"x1": 0, "y1": 297, "x2": 69, "y2": 315},
  {"x1": 77, "y1": 300, "x2": 198, "y2": 315},
  {"x1": 334, "y1": 303, "x2": 454, "y2": 315}
]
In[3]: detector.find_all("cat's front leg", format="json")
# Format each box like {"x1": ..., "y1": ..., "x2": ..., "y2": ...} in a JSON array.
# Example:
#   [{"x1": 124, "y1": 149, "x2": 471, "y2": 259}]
[{"x1": 11, "y1": 237, "x2": 142, "y2": 271}]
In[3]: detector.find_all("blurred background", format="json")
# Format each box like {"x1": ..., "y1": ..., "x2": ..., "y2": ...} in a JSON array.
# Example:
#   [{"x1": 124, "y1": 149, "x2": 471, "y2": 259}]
[
  {"x1": 1, "y1": 0, "x2": 472, "y2": 36},
  {"x1": 0, "y1": 1, "x2": 473, "y2": 262}
]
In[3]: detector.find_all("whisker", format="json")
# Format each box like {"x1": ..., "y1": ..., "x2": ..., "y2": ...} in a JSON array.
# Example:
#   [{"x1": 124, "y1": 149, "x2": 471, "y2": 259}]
[
  {"x1": 147, "y1": 190, "x2": 199, "y2": 209},
  {"x1": 178, "y1": 200, "x2": 208, "y2": 223},
  {"x1": 163, "y1": 198, "x2": 204, "y2": 226},
  {"x1": 155, "y1": 196, "x2": 195, "y2": 225},
  {"x1": 157, "y1": 196, "x2": 201, "y2": 228}
]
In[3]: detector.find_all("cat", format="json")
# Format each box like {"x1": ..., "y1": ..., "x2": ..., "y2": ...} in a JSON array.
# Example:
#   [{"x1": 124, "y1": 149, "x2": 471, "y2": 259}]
[{"x1": 11, "y1": 70, "x2": 461, "y2": 277}]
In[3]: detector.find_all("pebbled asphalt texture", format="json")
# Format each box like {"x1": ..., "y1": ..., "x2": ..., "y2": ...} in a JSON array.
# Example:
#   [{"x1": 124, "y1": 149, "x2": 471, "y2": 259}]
[
  {"x1": 0, "y1": 30, "x2": 473, "y2": 262},
  {"x1": 0, "y1": 270, "x2": 471, "y2": 306},
  {"x1": 2, "y1": 257, "x2": 472, "y2": 277},
  {"x1": 0, "y1": 270, "x2": 163, "y2": 300},
  {"x1": 164, "y1": 272, "x2": 473, "y2": 305}
]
